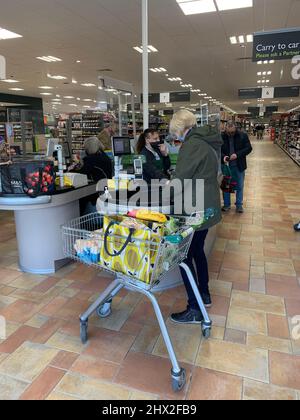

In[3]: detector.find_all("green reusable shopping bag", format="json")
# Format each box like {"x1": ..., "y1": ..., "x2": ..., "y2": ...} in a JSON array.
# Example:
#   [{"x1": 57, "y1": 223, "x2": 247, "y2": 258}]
[{"x1": 221, "y1": 164, "x2": 238, "y2": 194}]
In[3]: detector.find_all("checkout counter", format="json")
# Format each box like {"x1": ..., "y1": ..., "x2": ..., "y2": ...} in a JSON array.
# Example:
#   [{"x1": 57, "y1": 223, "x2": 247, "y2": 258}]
[{"x1": 0, "y1": 140, "x2": 97, "y2": 274}]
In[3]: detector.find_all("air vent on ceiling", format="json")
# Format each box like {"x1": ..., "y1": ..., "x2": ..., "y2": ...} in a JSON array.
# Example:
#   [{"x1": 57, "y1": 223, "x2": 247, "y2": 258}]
[{"x1": 98, "y1": 68, "x2": 112, "y2": 72}]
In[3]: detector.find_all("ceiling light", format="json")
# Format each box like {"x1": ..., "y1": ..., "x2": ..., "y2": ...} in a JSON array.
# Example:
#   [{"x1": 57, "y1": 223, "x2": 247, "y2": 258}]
[
  {"x1": 76, "y1": 60, "x2": 81, "y2": 63},
  {"x1": 56, "y1": 95, "x2": 61, "y2": 98},
  {"x1": 72, "y1": 78, "x2": 78, "y2": 84},
  {"x1": 230, "y1": 36, "x2": 238, "y2": 44},
  {"x1": 83, "y1": 99, "x2": 92, "y2": 102},
  {"x1": 1, "y1": 79, "x2": 19, "y2": 83},
  {"x1": 0, "y1": 28, "x2": 22, "y2": 40},
  {"x1": 148, "y1": 45, "x2": 158, "y2": 52},
  {"x1": 257, "y1": 61, "x2": 262, "y2": 65},
  {"x1": 267, "y1": 71, "x2": 272, "y2": 75},
  {"x1": 69, "y1": 104, "x2": 78, "y2": 107},
  {"x1": 52, "y1": 99, "x2": 61, "y2": 102},
  {"x1": 216, "y1": 0, "x2": 253, "y2": 11},
  {"x1": 39, "y1": 86, "x2": 53, "y2": 89},
  {"x1": 150, "y1": 67, "x2": 167, "y2": 73},
  {"x1": 246, "y1": 34, "x2": 253, "y2": 43},
  {"x1": 176, "y1": 0, "x2": 216, "y2": 15},
  {"x1": 37, "y1": 56, "x2": 62, "y2": 62},
  {"x1": 238, "y1": 35, "x2": 245, "y2": 44},
  {"x1": 64, "y1": 96, "x2": 74, "y2": 99},
  {"x1": 269, "y1": 60, "x2": 275, "y2": 64},
  {"x1": 83, "y1": 105, "x2": 91, "y2": 108},
  {"x1": 40, "y1": 92, "x2": 52, "y2": 96},
  {"x1": 133, "y1": 45, "x2": 158, "y2": 53},
  {"x1": 133, "y1": 46, "x2": 143, "y2": 53},
  {"x1": 257, "y1": 72, "x2": 262, "y2": 76},
  {"x1": 9, "y1": 87, "x2": 24, "y2": 91},
  {"x1": 47, "y1": 73, "x2": 67, "y2": 80},
  {"x1": 81, "y1": 83, "x2": 96, "y2": 87}
]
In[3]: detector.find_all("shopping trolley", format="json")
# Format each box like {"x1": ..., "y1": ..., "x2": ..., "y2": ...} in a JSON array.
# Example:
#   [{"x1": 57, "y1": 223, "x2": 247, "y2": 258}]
[{"x1": 62, "y1": 213, "x2": 212, "y2": 392}]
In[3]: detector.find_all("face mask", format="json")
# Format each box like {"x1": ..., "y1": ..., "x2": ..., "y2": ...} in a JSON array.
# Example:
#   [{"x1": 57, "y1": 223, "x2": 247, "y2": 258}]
[
  {"x1": 151, "y1": 141, "x2": 161, "y2": 150},
  {"x1": 177, "y1": 135, "x2": 185, "y2": 142}
]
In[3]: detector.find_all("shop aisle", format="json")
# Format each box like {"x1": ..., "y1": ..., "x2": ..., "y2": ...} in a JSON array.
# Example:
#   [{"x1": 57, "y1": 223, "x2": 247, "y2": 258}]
[{"x1": 0, "y1": 139, "x2": 300, "y2": 400}]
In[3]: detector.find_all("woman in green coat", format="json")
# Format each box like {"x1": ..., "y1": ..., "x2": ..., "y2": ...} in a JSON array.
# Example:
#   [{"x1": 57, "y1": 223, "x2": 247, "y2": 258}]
[{"x1": 170, "y1": 110, "x2": 223, "y2": 325}]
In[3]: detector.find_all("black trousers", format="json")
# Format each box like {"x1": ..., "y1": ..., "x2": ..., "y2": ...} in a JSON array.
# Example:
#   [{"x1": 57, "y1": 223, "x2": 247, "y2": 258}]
[{"x1": 180, "y1": 229, "x2": 209, "y2": 311}]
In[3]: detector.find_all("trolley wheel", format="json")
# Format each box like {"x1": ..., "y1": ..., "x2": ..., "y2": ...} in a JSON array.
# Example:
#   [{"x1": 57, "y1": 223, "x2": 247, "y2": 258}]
[
  {"x1": 80, "y1": 321, "x2": 88, "y2": 344},
  {"x1": 97, "y1": 302, "x2": 112, "y2": 319},
  {"x1": 202, "y1": 326, "x2": 211, "y2": 340},
  {"x1": 171, "y1": 368, "x2": 186, "y2": 392}
]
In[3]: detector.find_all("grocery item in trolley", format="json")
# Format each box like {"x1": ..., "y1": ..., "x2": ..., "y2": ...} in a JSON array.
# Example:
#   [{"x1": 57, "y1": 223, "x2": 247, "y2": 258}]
[{"x1": 74, "y1": 237, "x2": 102, "y2": 264}]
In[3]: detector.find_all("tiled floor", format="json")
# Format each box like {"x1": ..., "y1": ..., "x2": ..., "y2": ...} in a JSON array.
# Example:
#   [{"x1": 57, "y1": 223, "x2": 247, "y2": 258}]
[{"x1": 0, "y1": 139, "x2": 300, "y2": 400}]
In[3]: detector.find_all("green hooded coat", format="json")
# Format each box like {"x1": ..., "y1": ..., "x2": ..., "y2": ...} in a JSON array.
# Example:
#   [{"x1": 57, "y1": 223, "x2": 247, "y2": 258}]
[{"x1": 173, "y1": 126, "x2": 223, "y2": 230}]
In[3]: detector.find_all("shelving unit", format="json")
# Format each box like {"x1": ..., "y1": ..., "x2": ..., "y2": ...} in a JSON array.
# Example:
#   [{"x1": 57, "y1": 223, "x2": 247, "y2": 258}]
[
  {"x1": 11, "y1": 122, "x2": 34, "y2": 143},
  {"x1": 275, "y1": 112, "x2": 300, "y2": 166},
  {"x1": 0, "y1": 123, "x2": 5, "y2": 142},
  {"x1": 149, "y1": 115, "x2": 171, "y2": 140},
  {"x1": 128, "y1": 112, "x2": 143, "y2": 138},
  {"x1": 57, "y1": 113, "x2": 105, "y2": 158}
]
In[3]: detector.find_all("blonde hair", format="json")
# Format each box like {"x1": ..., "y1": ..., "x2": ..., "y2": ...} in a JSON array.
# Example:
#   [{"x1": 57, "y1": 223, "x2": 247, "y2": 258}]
[
  {"x1": 169, "y1": 109, "x2": 197, "y2": 136},
  {"x1": 84, "y1": 137, "x2": 104, "y2": 155}
]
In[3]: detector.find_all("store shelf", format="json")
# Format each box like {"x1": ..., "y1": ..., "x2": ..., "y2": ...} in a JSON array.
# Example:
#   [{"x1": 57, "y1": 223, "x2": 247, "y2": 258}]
[{"x1": 276, "y1": 142, "x2": 300, "y2": 167}]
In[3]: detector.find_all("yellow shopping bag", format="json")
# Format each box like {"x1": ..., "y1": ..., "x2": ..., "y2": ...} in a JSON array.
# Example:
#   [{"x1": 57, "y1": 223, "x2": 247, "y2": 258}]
[{"x1": 100, "y1": 215, "x2": 163, "y2": 284}]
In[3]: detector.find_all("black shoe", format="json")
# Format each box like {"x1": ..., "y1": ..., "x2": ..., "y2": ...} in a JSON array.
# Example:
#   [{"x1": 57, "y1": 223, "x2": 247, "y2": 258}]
[
  {"x1": 294, "y1": 223, "x2": 300, "y2": 232},
  {"x1": 201, "y1": 292, "x2": 212, "y2": 308},
  {"x1": 236, "y1": 206, "x2": 244, "y2": 214},
  {"x1": 171, "y1": 308, "x2": 203, "y2": 325},
  {"x1": 222, "y1": 206, "x2": 231, "y2": 213}
]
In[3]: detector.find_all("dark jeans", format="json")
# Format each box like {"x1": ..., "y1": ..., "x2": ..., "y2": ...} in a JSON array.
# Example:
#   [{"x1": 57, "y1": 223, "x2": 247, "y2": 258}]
[{"x1": 180, "y1": 229, "x2": 209, "y2": 311}]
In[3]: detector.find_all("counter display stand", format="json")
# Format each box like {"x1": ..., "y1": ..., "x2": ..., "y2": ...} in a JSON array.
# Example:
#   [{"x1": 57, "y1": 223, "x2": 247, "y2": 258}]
[{"x1": 0, "y1": 184, "x2": 97, "y2": 274}]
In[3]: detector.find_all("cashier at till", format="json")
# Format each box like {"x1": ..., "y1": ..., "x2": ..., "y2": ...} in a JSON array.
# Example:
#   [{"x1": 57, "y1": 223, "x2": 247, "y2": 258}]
[{"x1": 136, "y1": 129, "x2": 171, "y2": 183}]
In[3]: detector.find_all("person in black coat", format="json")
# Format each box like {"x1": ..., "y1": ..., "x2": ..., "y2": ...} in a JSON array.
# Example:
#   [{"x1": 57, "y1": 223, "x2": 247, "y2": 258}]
[
  {"x1": 80, "y1": 137, "x2": 113, "y2": 214},
  {"x1": 221, "y1": 122, "x2": 253, "y2": 213},
  {"x1": 136, "y1": 129, "x2": 171, "y2": 184},
  {"x1": 81, "y1": 137, "x2": 113, "y2": 182}
]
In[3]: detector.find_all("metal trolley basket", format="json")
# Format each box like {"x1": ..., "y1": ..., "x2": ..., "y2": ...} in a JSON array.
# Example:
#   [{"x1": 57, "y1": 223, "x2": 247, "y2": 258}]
[{"x1": 62, "y1": 213, "x2": 212, "y2": 392}]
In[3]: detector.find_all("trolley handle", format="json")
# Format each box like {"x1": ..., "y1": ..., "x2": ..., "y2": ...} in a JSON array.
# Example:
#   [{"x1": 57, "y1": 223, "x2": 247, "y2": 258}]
[{"x1": 104, "y1": 221, "x2": 135, "y2": 257}]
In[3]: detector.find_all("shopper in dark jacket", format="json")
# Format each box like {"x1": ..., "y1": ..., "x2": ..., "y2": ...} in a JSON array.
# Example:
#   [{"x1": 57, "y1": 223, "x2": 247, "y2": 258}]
[
  {"x1": 169, "y1": 110, "x2": 223, "y2": 325},
  {"x1": 222, "y1": 122, "x2": 252, "y2": 213},
  {"x1": 80, "y1": 137, "x2": 113, "y2": 214},
  {"x1": 81, "y1": 137, "x2": 113, "y2": 182},
  {"x1": 136, "y1": 129, "x2": 171, "y2": 183}
]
